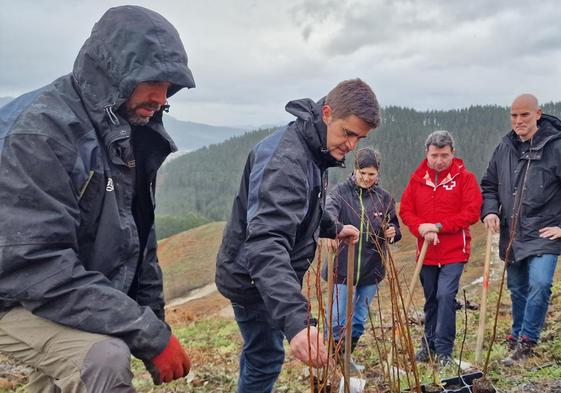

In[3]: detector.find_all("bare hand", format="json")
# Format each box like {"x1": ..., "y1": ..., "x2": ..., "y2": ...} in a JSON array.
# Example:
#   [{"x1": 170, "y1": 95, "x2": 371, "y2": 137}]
[
  {"x1": 539, "y1": 226, "x2": 561, "y2": 240},
  {"x1": 385, "y1": 226, "x2": 396, "y2": 242},
  {"x1": 418, "y1": 223, "x2": 438, "y2": 237},
  {"x1": 425, "y1": 231, "x2": 439, "y2": 245},
  {"x1": 337, "y1": 224, "x2": 359, "y2": 245},
  {"x1": 289, "y1": 327, "x2": 328, "y2": 368},
  {"x1": 483, "y1": 214, "x2": 500, "y2": 234}
]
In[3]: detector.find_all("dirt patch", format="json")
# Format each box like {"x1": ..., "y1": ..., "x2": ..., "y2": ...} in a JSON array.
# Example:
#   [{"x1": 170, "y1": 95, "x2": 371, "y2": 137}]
[{"x1": 166, "y1": 291, "x2": 230, "y2": 325}]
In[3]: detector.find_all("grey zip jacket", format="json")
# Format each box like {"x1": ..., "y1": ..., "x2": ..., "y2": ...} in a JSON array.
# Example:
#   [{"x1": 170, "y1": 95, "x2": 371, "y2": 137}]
[{"x1": 0, "y1": 6, "x2": 195, "y2": 360}]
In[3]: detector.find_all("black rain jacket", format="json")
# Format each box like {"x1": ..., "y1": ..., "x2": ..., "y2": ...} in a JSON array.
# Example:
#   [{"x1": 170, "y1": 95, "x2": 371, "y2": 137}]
[
  {"x1": 480, "y1": 114, "x2": 561, "y2": 263},
  {"x1": 322, "y1": 175, "x2": 401, "y2": 286},
  {"x1": 215, "y1": 98, "x2": 341, "y2": 341},
  {"x1": 0, "y1": 6, "x2": 195, "y2": 360}
]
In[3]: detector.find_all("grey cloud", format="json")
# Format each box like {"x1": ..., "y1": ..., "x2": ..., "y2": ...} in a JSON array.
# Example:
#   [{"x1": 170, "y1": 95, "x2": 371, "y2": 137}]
[{"x1": 2, "y1": 0, "x2": 561, "y2": 126}]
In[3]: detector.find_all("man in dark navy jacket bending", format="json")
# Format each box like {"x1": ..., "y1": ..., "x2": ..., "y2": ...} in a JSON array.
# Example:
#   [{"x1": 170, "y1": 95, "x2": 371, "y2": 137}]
[{"x1": 216, "y1": 79, "x2": 381, "y2": 393}]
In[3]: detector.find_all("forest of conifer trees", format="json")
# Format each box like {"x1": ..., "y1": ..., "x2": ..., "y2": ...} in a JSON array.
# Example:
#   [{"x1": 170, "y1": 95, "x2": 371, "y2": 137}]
[{"x1": 156, "y1": 102, "x2": 561, "y2": 224}]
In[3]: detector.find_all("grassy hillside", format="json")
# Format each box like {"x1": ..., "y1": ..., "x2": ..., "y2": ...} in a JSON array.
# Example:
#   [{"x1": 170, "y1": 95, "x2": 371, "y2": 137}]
[{"x1": 158, "y1": 221, "x2": 226, "y2": 301}]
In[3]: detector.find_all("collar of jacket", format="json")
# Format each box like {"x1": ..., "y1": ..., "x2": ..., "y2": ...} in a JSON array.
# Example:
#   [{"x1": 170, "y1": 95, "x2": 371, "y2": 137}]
[
  {"x1": 70, "y1": 6, "x2": 195, "y2": 158},
  {"x1": 412, "y1": 157, "x2": 465, "y2": 187},
  {"x1": 285, "y1": 97, "x2": 345, "y2": 170},
  {"x1": 504, "y1": 113, "x2": 561, "y2": 156}
]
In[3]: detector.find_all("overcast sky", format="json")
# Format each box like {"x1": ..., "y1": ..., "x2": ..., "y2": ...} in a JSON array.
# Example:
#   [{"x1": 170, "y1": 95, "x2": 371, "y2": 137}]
[{"x1": 1, "y1": 0, "x2": 561, "y2": 127}]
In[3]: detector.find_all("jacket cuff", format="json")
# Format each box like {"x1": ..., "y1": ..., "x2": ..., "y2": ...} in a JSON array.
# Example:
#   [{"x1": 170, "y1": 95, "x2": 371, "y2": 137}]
[
  {"x1": 335, "y1": 221, "x2": 344, "y2": 237},
  {"x1": 285, "y1": 313, "x2": 316, "y2": 342}
]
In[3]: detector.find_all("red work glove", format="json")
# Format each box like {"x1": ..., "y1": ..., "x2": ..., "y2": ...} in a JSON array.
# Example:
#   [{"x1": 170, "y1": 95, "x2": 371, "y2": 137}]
[{"x1": 146, "y1": 335, "x2": 191, "y2": 385}]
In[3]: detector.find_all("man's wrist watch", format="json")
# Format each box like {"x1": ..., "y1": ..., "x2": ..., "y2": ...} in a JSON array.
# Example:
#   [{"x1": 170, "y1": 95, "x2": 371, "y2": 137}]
[{"x1": 435, "y1": 223, "x2": 442, "y2": 232}]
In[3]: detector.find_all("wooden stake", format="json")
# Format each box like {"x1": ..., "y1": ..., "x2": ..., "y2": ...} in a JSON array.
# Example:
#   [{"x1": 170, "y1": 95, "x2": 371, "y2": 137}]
[
  {"x1": 327, "y1": 245, "x2": 335, "y2": 360},
  {"x1": 343, "y1": 245, "x2": 355, "y2": 393},
  {"x1": 475, "y1": 230, "x2": 493, "y2": 363},
  {"x1": 404, "y1": 239, "x2": 429, "y2": 311}
]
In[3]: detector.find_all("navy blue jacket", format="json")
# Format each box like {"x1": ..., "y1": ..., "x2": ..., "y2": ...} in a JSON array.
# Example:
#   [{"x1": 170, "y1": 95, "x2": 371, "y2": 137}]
[
  {"x1": 215, "y1": 98, "x2": 341, "y2": 341},
  {"x1": 323, "y1": 175, "x2": 401, "y2": 286},
  {"x1": 481, "y1": 114, "x2": 561, "y2": 263},
  {"x1": 0, "y1": 6, "x2": 195, "y2": 360}
]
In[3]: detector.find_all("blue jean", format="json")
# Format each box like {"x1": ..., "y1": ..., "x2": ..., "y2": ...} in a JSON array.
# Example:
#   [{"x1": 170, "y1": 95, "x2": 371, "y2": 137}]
[
  {"x1": 507, "y1": 254, "x2": 559, "y2": 342},
  {"x1": 420, "y1": 262, "x2": 464, "y2": 356},
  {"x1": 330, "y1": 284, "x2": 377, "y2": 341},
  {"x1": 232, "y1": 302, "x2": 285, "y2": 393}
]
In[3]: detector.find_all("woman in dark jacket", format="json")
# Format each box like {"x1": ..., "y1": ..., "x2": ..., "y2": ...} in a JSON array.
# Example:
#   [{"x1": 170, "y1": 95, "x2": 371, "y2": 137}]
[{"x1": 323, "y1": 147, "x2": 401, "y2": 369}]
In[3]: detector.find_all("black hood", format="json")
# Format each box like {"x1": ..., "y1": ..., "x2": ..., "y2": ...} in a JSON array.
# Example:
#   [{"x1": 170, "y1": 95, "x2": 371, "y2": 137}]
[
  {"x1": 72, "y1": 6, "x2": 195, "y2": 136},
  {"x1": 285, "y1": 97, "x2": 344, "y2": 169},
  {"x1": 506, "y1": 113, "x2": 561, "y2": 151}
]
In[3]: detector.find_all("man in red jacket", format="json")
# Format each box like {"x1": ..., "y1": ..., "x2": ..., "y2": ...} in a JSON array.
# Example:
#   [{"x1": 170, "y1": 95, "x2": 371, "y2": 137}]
[{"x1": 400, "y1": 130, "x2": 482, "y2": 366}]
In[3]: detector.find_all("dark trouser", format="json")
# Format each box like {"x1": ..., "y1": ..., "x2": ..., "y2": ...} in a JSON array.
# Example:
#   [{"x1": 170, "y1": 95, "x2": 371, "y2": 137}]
[
  {"x1": 232, "y1": 302, "x2": 285, "y2": 393},
  {"x1": 420, "y1": 262, "x2": 465, "y2": 357}
]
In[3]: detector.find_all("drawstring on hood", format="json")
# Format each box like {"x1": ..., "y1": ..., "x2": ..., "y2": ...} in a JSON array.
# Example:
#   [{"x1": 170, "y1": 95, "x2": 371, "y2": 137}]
[{"x1": 104, "y1": 104, "x2": 120, "y2": 126}]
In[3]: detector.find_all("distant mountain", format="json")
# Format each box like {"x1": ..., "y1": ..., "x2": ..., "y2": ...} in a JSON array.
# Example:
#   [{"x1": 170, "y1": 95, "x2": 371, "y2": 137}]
[
  {"x1": 155, "y1": 102, "x2": 561, "y2": 221},
  {"x1": 163, "y1": 116, "x2": 249, "y2": 151}
]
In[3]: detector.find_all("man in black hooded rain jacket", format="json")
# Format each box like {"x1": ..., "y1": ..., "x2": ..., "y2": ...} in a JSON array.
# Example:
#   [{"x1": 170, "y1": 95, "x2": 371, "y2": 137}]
[
  {"x1": 481, "y1": 94, "x2": 561, "y2": 365},
  {"x1": 216, "y1": 79, "x2": 381, "y2": 393},
  {"x1": 0, "y1": 6, "x2": 194, "y2": 392}
]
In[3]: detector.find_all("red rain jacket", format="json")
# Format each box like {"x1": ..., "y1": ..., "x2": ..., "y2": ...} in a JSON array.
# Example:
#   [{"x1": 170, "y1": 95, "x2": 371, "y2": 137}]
[{"x1": 400, "y1": 157, "x2": 482, "y2": 265}]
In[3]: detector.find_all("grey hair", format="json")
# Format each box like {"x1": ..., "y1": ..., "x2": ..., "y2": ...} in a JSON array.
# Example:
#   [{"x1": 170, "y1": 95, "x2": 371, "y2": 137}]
[{"x1": 425, "y1": 130, "x2": 455, "y2": 150}]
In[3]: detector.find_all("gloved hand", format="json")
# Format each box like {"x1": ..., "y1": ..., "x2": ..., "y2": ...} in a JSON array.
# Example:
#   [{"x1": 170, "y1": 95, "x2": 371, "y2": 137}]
[{"x1": 145, "y1": 335, "x2": 191, "y2": 385}]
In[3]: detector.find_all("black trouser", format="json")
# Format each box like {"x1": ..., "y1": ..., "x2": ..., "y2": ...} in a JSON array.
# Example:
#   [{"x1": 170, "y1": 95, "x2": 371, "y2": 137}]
[{"x1": 420, "y1": 262, "x2": 465, "y2": 356}]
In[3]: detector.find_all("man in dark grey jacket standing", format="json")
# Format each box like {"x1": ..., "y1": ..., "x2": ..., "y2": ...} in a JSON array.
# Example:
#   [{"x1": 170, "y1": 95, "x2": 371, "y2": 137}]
[
  {"x1": 481, "y1": 94, "x2": 561, "y2": 365},
  {"x1": 0, "y1": 6, "x2": 194, "y2": 392},
  {"x1": 216, "y1": 79, "x2": 381, "y2": 392}
]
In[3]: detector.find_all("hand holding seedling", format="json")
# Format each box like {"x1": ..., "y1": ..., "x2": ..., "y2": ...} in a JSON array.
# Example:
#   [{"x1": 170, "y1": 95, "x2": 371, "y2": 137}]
[
  {"x1": 337, "y1": 224, "x2": 360, "y2": 245},
  {"x1": 289, "y1": 326, "x2": 328, "y2": 368}
]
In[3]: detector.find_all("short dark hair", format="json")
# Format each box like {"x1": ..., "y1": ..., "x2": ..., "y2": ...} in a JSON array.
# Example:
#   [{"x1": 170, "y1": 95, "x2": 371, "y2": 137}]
[
  {"x1": 325, "y1": 78, "x2": 381, "y2": 129},
  {"x1": 425, "y1": 130, "x2": 455, "y2": 150},
  {"x1": 355, "y1": 147, "x2": 381, "y2": 170}
]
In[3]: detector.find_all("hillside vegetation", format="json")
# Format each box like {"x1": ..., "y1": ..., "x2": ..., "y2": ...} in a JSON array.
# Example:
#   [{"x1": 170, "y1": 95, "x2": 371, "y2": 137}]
[
  {"x1": 156, "y1": 102, "x2": 561, "y2": 221},
  {"x1": 158, "y1": 221, "x2": 225, "y2": 300},
  {"x1": 150, "y1": 221, "x2": 561, "y2": 392}
]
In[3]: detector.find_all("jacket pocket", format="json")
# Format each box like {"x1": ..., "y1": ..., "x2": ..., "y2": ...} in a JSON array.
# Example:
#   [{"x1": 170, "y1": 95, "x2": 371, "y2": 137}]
[{"x1": 518, "y1": 215, "x2": 550, "y2": 241}]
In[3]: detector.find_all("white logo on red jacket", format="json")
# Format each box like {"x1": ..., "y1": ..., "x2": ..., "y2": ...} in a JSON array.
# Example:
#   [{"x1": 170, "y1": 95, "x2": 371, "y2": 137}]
[{"x1": 443, "y1": 180, "x2": 456, "y2": 190}]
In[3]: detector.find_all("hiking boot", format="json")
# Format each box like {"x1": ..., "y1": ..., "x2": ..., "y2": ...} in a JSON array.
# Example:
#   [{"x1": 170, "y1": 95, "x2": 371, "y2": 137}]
[
  {"x1": 436, "y1": 353, "x2": 456, "y2": 368},
  {"x1": 500, "y1": 336, "x2": 536, "y2": 366},
  {"x1": 415, "y1": 344, "x2": 434, "y2": 362},
  {"x1": 505, "y1": 335, "x2": 518, "y2": 351}
]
